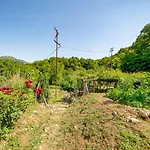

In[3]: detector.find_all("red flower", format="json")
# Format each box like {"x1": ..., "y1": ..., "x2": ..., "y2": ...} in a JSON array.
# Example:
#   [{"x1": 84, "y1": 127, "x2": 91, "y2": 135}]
[
  {"x1": 6, "y1": 87, "x2": 10, "y2": 90},
  {"x1": 34, "y1": 88, "x2": 43, "y2": 96},
  {"x1": 25, "y1": 81, "x2": 29, "y2": 84},
  {"x1": 0, "y1": 86, "x2": 13, "y2": 95},
  {"x1": 28, "y1": 80, "x2": 33, "y2": 83},
  {"x1": 25, "y1": 80, "x2": 32, "y2": 88},
  {"x1": 25, "y1": 80, "x2": 32, "y2": 84},
  {"x1": 4, "y1": 91, "x2": 11, "y2": 95},
  {"x1": 2, "y1": 87, "x2": 6, "y2": 90},
  {"x1": 34, "y1": 88, "x2": 37, "y2": 92},
  {"x1": 26, "y1": 83, "x2": 32, "y2": 88}
]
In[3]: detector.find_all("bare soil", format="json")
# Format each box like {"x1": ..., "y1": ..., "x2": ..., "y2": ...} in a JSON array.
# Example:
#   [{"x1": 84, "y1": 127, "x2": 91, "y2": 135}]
[{"x1": 1, "y1": 93, "x2": 150, "y2": 150}]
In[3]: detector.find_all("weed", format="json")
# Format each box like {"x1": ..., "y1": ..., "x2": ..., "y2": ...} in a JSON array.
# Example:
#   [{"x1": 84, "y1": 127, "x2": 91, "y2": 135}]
[
  {"x1": 4, "y1": 136, "x2": 21, "y2": 150},
  {"x1": 117, "y1": 126, "x2": 150, "y2": 150}
]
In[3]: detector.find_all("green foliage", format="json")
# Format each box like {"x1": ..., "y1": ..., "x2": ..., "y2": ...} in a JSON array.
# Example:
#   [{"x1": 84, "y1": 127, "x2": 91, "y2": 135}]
[
  {"x1": 0, "y1": 91, "x2": 33, "y2": 139},
  {"x1": 107, "y1": 73, "x2": 150, "y2": 109},
  {"x1": 121, "y1": 23, "x2": 150, "y2": 72},
  {"x1": 3, "y1": 136, "x2": 21, "y2": 150},
  {"x1": 117, "y1": 126, "x2": 150, "y2": 150},
  {"x1": 61, "y1": 75, "x2": 77, "y2": 92},
  {"x1": 0, "y1": 76, "x2": 7, "y2": 87},
  {"x1": 121, "y1": 52, "x2": 150, "y2": 72}
]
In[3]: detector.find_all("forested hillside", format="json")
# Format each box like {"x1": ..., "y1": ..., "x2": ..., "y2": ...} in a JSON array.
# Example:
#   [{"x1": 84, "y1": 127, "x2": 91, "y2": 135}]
[
  {"x1": 121, "y1": 23, "x2": 150, "y2": 72},
  {"x1": 98, "y1": 23, "x2": 150, "y2": 72},
  {"x1": 1, "y1": 23, "x2": 150, "y2": 79}
]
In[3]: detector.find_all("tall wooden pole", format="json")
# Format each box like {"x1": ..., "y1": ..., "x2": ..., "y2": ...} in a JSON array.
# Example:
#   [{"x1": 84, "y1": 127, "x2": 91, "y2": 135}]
[
  {"x1": 110, "y1": 47, "x2": 114, "y2": 69},
  {"x1": 54, "y1": 27, "x2": 59, "y2": 100}
]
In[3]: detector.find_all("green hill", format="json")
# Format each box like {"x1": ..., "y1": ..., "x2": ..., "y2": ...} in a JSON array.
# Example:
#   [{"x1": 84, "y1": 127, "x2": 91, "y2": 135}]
[
  {"x1": 98, "y1": 23, "x2": 150, "y2": 72},
  {"x1": 0, "y1": 56, "x2": 27, "y2": 64}
]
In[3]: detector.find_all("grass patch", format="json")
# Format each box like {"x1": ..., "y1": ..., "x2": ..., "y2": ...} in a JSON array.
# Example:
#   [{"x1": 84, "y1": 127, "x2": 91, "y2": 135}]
[
  {"x1": 117, "y1": 126, "x2": 150, "y2": 150},
  {"x1": 57, "y1": 94, "x2": 116, "y2": 149},
  {"x1": 3, "y1": 136, "x2": 21, "y2": 150},
  {"x1": 47, "y1": 89, "x2": 70, "y2": 104}
]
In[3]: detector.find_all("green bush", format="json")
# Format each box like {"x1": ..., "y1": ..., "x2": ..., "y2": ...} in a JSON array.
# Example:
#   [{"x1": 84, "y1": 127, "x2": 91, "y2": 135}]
[
  {"x1": 61, "y1": 75, "x2": 77, "y2": 92},
  {"x1": 107, "y1": 75, "x2": 150, "y2": 109},
  {"x1": 0, "y1": 92, "x2": 32, "y2": 139}
]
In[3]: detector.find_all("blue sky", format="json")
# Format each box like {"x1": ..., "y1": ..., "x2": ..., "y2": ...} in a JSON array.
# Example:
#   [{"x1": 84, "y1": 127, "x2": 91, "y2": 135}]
[{"x1": 0, "y1": 0, "x2": 150, "y2": 62}]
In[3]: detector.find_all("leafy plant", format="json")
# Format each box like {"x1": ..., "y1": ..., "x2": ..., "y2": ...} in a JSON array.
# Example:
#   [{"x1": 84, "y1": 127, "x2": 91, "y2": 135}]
[{"x1": 107, "y1": 73, "x2": 150, "y2": 109}]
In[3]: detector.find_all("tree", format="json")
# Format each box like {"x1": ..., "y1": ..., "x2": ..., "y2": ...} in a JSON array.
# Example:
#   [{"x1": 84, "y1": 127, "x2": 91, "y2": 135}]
[{"x1": 121, "y1": 23, "x2": 150, "y2": 72}]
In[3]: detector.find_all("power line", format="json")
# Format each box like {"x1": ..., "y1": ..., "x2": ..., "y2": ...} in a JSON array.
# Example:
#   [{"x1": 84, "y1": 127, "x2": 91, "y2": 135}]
[
  {"x1": 44, "y1": 49, "x2": 56, "y2": 59},
  {"x1": 33, "y1": 50, "x2": 56, "y2": 62},
  {"x1": 60, "y1": 46, "x2": 106, "y2": 53}
]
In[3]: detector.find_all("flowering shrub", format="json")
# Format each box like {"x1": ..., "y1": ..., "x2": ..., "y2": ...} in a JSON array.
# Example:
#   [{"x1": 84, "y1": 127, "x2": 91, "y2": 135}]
[
  {"x1": 0, "y1": 79, "x2": 44, "y2": 139},
  {"x1": 0, "y1": 80, "x2": 43, "y2": 98},
  {"x1": 0, "y1": 91, "x2": 32, "y2": 139}
]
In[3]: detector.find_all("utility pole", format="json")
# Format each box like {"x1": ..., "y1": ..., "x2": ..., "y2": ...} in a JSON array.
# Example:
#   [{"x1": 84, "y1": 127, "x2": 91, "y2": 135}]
[
  {"x1": 110, "y1": 47, "x2": 114, "y2": 69},
  {"x1": 54, "y1": 27, "x2": 60, "y2": 100}
]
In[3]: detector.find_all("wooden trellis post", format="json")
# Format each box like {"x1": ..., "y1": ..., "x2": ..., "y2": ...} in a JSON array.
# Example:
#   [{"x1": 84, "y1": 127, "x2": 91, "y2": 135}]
[{"x1": 83, "y1": 79, "x2": 89, "y2": 95}]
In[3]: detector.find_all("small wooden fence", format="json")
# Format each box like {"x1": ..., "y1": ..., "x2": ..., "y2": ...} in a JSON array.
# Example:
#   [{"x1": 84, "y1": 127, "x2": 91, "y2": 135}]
[{"x1": 76, "y1": 78, "x2": 119, "y2": 96}]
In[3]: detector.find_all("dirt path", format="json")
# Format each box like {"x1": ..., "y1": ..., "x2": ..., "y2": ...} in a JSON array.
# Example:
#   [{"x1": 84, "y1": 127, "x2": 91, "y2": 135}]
[
  {"x1": 1, "y1": 93, "x2": 150, "y2": 150},
  {"x1": 52, "y1": 93, "x2": 150, "y2": 150},
  {"x1": 1, "y1": 103, "x2": 69, "y2": 150}
]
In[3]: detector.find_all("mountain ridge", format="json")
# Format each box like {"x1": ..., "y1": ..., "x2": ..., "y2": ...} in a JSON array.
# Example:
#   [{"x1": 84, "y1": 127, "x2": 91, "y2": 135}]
[{"x1": 0, "y1": 56, "x2": 28, "y2": 64}]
